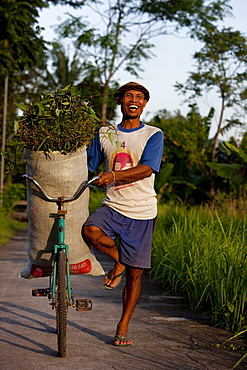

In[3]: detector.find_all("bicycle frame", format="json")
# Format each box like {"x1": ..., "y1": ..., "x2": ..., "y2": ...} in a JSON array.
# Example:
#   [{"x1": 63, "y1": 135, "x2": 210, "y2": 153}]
[{"x1": 50, "y1": 208, "x2": 72, "y2": 306}]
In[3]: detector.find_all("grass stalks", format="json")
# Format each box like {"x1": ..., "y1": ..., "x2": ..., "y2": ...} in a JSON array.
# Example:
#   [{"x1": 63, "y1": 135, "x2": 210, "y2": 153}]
[{"x1": 152, "y1": 202, "x2": 247, "y2": 335}]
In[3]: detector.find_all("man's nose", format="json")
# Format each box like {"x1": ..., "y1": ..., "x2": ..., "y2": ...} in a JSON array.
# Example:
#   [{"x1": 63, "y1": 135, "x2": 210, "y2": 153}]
[{"x1": 130, "y1": 95, "x2": 137, "y2": 102}]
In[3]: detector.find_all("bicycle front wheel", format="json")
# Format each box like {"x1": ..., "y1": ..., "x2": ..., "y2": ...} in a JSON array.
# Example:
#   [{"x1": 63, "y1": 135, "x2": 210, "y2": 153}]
[{"x1": 56, "y1": 249, "x2": 68, "y2": 357}]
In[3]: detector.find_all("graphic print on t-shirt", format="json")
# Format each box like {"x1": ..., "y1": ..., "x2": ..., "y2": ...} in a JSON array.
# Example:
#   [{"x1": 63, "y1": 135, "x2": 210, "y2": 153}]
[{"x1": 111, "y1": 149, "x2": 136, "y2": 190}]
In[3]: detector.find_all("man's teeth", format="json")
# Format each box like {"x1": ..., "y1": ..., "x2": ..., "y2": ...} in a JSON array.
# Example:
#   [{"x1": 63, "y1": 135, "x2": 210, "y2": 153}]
[{"x1": 129, "y1": 105, "x2": 138, "y2": 109}]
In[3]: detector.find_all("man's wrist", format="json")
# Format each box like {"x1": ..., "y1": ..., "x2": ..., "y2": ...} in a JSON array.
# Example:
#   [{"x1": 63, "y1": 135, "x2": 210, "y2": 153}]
[{"x1": 109, "y1": 170, "x2": 116, "y2": 182}]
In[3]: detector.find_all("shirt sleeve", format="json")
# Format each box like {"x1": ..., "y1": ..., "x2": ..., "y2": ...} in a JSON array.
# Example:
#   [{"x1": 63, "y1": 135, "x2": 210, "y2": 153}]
[
  {"x1": 140, "y1": 130, "x2": 164, "y2": 173},
  {"x1": 86, "y1": 133, "x2": 105, "y2": 172}
]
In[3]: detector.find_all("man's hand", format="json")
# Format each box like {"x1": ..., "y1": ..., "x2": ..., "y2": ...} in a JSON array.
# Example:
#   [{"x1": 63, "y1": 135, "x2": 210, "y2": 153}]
[
  {"x1": 95, "y1": 164, "x2": 153, "y2": 187},
  {"x1": 95, "y1": 171, "x2": 115, "y2": 186}
]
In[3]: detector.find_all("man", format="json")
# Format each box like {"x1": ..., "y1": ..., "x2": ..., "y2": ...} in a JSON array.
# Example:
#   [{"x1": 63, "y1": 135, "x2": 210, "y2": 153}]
[{"x1": 83, "y1": 81, "x2": 164, "y2": 346}]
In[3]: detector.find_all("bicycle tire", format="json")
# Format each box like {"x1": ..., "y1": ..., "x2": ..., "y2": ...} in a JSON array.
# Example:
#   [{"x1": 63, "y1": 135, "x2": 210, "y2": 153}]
[{"x1": 56, "y1": 249, "x2": 68, "y2": 357}]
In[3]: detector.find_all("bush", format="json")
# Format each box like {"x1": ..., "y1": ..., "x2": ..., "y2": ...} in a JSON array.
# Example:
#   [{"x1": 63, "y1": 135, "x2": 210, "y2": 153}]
[{"x1": 2, "y1": 183, "x2": 26, "y2": 214}]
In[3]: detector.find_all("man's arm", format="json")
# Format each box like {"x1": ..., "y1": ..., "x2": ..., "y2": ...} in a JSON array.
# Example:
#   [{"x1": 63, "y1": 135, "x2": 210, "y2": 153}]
[
  {"x1": 95, "y1": 164, "x2": 153, "y2": 187},
  {"x1": 92, "y1": 128, "x2": 164, "y2": 187}
]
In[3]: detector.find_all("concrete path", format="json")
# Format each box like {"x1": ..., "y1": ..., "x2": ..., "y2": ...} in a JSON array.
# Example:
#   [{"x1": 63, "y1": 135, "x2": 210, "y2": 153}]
[{"x1": 0, "y1": 228, "x2": 246, "y2": 369}]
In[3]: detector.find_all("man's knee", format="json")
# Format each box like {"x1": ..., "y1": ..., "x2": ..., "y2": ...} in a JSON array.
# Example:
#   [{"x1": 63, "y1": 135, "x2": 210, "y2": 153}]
[
  {"x1": 126, "y1": 267, "x2": 143, "y2": 281},
  {"x1": 83, "y1": 224, "x2": 101, "y2": 243}
]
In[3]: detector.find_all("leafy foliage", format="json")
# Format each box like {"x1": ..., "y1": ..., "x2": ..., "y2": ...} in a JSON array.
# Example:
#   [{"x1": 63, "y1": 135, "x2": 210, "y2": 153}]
[
  {"x1": 46, "y1": 42, "x2": 84, "y2": 89},
  {"x1": 53, "y1": 1, "x2": 157, "y2": 118},
  {"x1": 0, "y1": 0, "x2": 47, "y2": 77},
  {"x1": 13, "y1": 85, "x2": 104, "y2": 153},
  {"x1": 1, "y1": 183, "x2": 26, "y2": 214},
  {"x1": 140, "y1": 0, "x2": 231, "y2": 36},
  {"x1": 207, "y1": 142, "x2": 247, "y2": 186},
  {"x1": 176, "y1": 27, "x2": 247, "y2": 164},
  {"x1": 175, "y1": 26, "x2": 247, "y2": 196},
  {"x1": 45, "y1": 0, "x2": 86, "y2": 6},
  {"x1": 208, "y1": 162, "x2": 243, "y2": 181},
  {"x1": 149, "y1": 105, "x2": 213, "y2": 203}
]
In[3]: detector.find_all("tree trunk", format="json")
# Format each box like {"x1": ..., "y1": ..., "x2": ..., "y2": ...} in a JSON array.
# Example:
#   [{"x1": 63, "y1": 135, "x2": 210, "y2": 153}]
[
  {"x1": 209, "y1": 96, "x2": 225, "y2": 198},
  {"x1": 0, "y1": 75, "x2": 9, "y2": 207},
  {"x1": 101, "y1": 82, "x2": 109, "y2": 120}
]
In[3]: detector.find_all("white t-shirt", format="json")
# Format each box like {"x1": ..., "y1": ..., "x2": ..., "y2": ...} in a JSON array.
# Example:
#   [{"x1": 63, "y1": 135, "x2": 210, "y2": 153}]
[{"x1": 87, "y1": 123, "x2": 164, "y2": 220}]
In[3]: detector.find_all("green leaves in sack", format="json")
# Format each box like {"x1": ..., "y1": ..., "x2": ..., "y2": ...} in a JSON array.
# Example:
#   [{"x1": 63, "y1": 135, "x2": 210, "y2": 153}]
[{"x1": 13, "y1": 85, "x2": 108, "y2": 154}]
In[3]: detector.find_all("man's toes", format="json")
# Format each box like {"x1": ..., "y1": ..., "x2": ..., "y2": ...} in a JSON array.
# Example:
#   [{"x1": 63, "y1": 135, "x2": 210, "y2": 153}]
[{"x1": 114, "y1": 334, "x2": 132, "y2": 346}]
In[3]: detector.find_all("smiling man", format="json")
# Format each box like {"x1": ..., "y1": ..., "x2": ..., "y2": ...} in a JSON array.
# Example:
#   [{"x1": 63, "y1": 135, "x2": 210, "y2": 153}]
[{"x1": 84, "y1": 82, "x2": 164, "y2": 346}]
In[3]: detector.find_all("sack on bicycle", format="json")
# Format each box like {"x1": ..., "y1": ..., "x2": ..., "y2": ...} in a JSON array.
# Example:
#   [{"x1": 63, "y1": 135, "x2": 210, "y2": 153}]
[{"x1": 21, "y1": 148, "x2": 105, "y2": 278}]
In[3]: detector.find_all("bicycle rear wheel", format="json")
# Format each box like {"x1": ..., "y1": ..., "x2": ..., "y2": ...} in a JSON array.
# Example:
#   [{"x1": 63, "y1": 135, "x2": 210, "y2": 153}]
[{"x1": 56, "y1": 249, "x2": 68, "y2": 357}]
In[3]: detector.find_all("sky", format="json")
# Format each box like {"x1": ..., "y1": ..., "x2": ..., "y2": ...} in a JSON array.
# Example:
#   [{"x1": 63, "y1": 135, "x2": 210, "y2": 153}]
[{"x1": 38, "y1": 0, "x2": 247, "y2": 140}]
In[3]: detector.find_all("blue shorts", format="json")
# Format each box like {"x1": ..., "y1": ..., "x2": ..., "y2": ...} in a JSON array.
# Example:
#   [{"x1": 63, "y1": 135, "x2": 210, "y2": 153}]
[{"x1": 84, "y1": 206, "x2": 155, "y2": 269}]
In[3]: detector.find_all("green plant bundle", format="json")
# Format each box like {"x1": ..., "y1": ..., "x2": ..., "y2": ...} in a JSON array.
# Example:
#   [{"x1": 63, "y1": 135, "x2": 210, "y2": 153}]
[{"x1": 13, "y1": 85, "x2": 104, "y2": 154}]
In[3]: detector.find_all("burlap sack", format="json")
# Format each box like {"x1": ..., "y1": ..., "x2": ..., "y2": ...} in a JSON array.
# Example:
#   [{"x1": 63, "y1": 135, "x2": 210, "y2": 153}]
[{"x1": 21, "y1": 148, "x2": 105, "y2": 278}]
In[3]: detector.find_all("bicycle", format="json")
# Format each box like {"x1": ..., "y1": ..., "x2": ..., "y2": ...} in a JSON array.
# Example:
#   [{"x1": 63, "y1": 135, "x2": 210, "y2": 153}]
[{"x1": 20, "y1": 174, "x2": 99, "y2": 357}]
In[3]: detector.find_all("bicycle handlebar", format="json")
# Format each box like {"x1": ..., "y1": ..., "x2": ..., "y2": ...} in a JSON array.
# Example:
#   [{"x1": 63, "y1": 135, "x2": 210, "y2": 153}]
[{"x1": 19, "y1": 174, "x2": 100, "y2": 203}]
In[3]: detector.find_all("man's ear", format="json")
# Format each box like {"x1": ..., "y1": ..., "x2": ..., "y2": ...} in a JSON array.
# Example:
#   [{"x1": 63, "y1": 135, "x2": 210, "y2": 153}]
[{"x1": 116, "y1": 97, "x2": 122, "y2": 105}]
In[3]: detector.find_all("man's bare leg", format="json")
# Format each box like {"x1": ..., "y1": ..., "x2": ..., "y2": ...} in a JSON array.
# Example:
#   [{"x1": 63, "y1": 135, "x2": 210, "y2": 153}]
[
  {"x1": 83, "y1": 225, "x2": 125, "y2": 288},
  {"x1": 84, "y1": 225, "x2": 143, "y2": 345},
  {"x1": 114, "y1": 266, "x2": 143, "y2": 346}
]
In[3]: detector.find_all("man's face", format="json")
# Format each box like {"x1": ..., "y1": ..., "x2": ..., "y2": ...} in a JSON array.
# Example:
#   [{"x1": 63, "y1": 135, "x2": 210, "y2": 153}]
[{"x1": 117, "y1": 90, "x2": 147, "y2": 119}]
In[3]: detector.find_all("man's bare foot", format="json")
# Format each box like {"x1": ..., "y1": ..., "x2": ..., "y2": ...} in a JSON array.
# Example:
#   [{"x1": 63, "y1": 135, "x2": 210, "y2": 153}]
[
  {"x1": 104, "y1": 264, "x2": 125, "y2": 289},
  {"x1": 114, "y1": 330, "x2": 132, "y2": 346}
]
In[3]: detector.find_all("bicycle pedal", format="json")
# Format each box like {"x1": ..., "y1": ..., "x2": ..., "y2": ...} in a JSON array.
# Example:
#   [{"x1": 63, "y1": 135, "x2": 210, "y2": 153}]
[
  {"x1": 76, "y1": 299, "x2": 92, "y2": 311},
  {"x1": 32, "y1": 288, "x2": 50, "y2": 297}
]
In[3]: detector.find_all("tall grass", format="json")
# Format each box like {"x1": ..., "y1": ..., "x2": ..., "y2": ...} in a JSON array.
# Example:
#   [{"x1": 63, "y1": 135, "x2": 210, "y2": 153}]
[{"x1": 152, "y1": 202, "x2": 247, "y2": 335}]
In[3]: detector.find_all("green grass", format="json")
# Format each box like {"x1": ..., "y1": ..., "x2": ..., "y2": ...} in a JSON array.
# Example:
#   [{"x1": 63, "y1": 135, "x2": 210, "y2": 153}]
[
  {"x1": 0, "y1": 211, "x2": 26, "y2": 246},
  {"x1": 89, "y1": 188, "x2": 105, "y2": 214},
  {"x1": 152, "y1": 202, "x2": 247, "y2": 336},
  {"x1": 0, "y1": 182, "x2": 27, "y2": 246}
]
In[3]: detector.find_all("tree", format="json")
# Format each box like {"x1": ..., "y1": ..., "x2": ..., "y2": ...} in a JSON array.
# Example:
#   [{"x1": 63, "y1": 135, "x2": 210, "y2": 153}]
[
  {"x1": 0, "y1": 0, "x2": 48, "y2": 204},
  {"x1": 175, "y1": 27, "x2": 247, "y2": 196},
  {"x1": 0, "y1": 0, "x2": 87, "y2": 121},
  {"x1": 55, "y1": 1, "x2": 156, "y2": 119},
  {"x1": 43, "y1": 42, "x2": 118, "y2": 118},
  {"x1": 139, "y1": 0, "x2": 231, "y2": 38},
  {"x1": 45, "y1": 42, "x2": 84, "y2": 89},
  {"x1": 148, "y1": 105, "x2": 214, "y2": 203},
  {"x1": 54, "y1": 0, "x2": 231, "y2": 120},
  {"x1": 0, "y1": 0, "x2": 86, "y2": 203},
  {"x1": 77, "y1": 73, "x2": 119, "y2": 120}
]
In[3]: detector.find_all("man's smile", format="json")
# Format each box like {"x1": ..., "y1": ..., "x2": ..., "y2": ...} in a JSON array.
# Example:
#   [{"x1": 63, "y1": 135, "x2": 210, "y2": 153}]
[{"x1": 128, "y1": 105, "x2": 139, "y2": 111}]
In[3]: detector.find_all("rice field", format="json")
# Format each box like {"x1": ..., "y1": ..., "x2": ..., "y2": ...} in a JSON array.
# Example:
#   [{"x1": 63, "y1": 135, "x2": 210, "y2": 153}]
[{"x1": 152, "y1": 202, "x2": 247, "y2": 336}]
